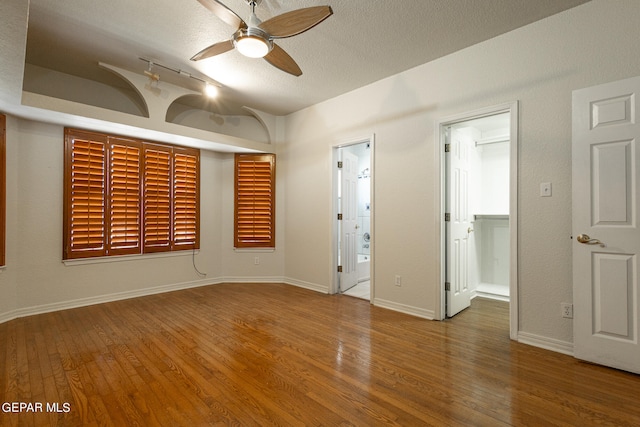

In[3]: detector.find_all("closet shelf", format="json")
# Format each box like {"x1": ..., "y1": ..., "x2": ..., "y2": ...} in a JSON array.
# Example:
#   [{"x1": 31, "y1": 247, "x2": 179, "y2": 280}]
[{"x1": 474, "y1": 214, "x2": 509, "y2": 220}]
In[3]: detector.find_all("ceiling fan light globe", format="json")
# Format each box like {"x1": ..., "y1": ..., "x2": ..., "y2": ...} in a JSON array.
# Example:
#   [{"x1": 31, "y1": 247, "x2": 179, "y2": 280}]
[
  {"x1": 236, "y1": 36, "x2": 270, "y2": 58},
  {"x1": 233, "y1": 27, "x2": 272, "y2": 58}
]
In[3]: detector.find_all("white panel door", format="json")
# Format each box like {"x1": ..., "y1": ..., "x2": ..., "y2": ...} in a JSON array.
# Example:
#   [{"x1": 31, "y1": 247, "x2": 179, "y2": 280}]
[
  {"x1": 340, "y1": 151, "x2": 359, "y2": 291},
  {"x1": 446, "y1": 128, "x2": 472, "y2": 317},
  {"x1": 572, "y1": 76, "x2": 640, "y2": 374}
]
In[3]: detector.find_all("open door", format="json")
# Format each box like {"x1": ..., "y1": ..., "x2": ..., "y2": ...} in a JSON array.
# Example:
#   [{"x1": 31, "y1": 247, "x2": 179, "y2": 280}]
[
  {"x1": 446, "y1": 127, "x2": 472, "y2": 317},
  {"x1": 438, "y1": 103, "x2": 517, "y2": 335},
  {"x1": 572, "y1": 76, "x2": 640, "y2": 374},
  {"x1": 339, "y1": 150, "x2": 359, "y2": 292}
]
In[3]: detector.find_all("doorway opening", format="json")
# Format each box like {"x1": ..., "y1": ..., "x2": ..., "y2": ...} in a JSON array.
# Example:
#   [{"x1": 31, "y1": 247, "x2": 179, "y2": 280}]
[
  {"x1": 437, "y1": 103, "x2": 518, "y2": 339},
  {"x1": 332, "y1": 137, "x2": 374, "y2": 301}
]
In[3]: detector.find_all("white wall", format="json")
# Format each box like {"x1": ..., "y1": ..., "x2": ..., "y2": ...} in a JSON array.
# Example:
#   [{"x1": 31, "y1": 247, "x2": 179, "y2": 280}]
[
  {"x1": 0, "y1": 118, "x2": 230, "y2": 320},
  {"x1": 2, "y1": 0, "x2": 640, "y2": 355},
  {"x1": 282, "y1": 0, "x2": 640, "y2": 346},
  {"x1": 476, "y1": 218, "x2": 510, "y2": 290},
  {"x1": 0, "y1": 115, "x2": 19, "y2": 320},
  {"x1": 477, "y1": 142, "x2": 510, "y2": 215},
  {"x1": 0, "y1": 115, "x2": 288, "y2": 322}
]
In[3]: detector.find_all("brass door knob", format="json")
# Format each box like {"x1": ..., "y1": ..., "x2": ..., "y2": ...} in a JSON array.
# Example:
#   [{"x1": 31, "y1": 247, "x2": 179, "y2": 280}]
[{"x1": 577, "y1": 234, "x2": 605, "y2": 247}]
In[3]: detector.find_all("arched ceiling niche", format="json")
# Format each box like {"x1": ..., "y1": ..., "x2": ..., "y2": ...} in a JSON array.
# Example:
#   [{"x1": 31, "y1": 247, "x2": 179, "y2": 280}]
[{"x1": 167, "y1": 94, "x2": 270, "y2": 143}]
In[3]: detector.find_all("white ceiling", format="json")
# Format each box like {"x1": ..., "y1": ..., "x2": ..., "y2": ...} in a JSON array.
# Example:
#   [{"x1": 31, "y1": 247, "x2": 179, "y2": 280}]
[{"x1": 24, "y1": 0, "x2": 590, "y2": 116}]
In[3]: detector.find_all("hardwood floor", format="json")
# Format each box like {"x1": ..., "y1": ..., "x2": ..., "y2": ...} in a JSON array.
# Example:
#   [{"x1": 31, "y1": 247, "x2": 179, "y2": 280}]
[{"x1": 1, "y1": 283, "x2": 639, "y2": 426}]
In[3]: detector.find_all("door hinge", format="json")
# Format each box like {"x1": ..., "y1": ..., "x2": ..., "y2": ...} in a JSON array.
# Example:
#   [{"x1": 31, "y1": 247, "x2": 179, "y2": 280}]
[
  {"x1": 337, "y1": 265, "x2": 343, "y2": 272},
  {"x1": 337, "y1": 213, "x2": 343, "y2": 220},
  {"x1": 445, "y1": 282, "x2": 450, "y2": 291},
  {"x1": 337, "y1": 161, "x2": 343, "y2": 168},
  {"x1": 445, "y1": 143, "x2": 451, "y2": 153},
  {"x1": 445, "y1": 213, "x2": 450, "y2": 222}
]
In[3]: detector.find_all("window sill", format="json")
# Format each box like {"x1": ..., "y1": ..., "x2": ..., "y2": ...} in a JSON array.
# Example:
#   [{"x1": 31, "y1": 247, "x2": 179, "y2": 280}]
[
  {"x1": 233, "y1": 248, "x2": 275, "y2": 253},
  {"x1": 63, "y1": 250, "x2": 198, "y2": 266}
]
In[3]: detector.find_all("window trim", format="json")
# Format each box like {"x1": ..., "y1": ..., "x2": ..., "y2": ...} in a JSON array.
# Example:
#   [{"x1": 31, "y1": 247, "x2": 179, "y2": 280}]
[
  {"x1": 63, "y1": 128, "x2": 199, "y2": 260},
  {"x1": 234, "y1": 153, "x2": 276, "y2": 249}
]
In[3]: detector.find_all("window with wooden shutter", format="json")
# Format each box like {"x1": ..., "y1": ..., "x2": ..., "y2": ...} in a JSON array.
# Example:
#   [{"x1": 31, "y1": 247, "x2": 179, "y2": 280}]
[
  {"x1": 108, "y1": 139, "x2": 141, "y2": 255},
  {"x1": 173, "y1": 148, "x2": 199, "y2": 249},
  {"x1": 63, "y1": 128, "x2": 200, "y2": 260},
  {"x1": 143, "y1": 144, "x2": 172, "y2": 252},
  {"x1": 235, "y1": 153, "x2": 275, "y2": 248},
  {"x1": 64, "y1": 130, "x2": 107, "y2": 259}
]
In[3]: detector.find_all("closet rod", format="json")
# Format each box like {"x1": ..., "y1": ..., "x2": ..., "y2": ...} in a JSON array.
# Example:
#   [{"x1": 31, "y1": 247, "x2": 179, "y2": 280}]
[{"x1": 475, "y1": 137, "x2": 509, "y2": 146}]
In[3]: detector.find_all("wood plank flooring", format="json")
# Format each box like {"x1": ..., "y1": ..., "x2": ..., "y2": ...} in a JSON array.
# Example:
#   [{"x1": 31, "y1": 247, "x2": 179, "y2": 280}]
[{"x1": 1, "y1": 283, "x2": 639, "y2": 426}]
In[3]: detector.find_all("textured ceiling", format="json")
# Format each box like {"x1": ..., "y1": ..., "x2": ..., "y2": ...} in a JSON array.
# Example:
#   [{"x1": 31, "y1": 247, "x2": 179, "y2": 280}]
[{"x1": 24, "y1": 0, "x2": 590, "y2": 116}]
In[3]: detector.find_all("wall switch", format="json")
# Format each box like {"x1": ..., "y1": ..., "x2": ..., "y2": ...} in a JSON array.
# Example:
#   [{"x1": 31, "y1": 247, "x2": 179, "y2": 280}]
[
  {"x1": 540, "y1": 182, "x2": 552, "y2": 197},
  {"x1": 395, "y1": 275, "x2": 402, "y2": 287},
  {"x1": 254, "y1": 257, "x2": 260, "y2": 265},
  {"x1": 561, "y1": 303, "x2": 573, "y2": 318}
]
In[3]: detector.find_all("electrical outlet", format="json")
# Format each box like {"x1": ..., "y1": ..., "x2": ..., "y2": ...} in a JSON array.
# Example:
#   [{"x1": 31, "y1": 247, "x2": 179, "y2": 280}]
[
  {"x1": 561, "y1": 303, "x2": 573, "y2": 318},
  {"x1": 254, "y1": 257, "x2": 260, "y2": 265},
  {"x1": 395, "y1": 275, "x2": 402, "y2": 287}
]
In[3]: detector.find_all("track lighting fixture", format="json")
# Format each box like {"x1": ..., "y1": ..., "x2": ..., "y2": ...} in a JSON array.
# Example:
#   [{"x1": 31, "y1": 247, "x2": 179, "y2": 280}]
[
  {"x1": 139, "y1": 57, "x2": 220, "y2": 98},
  {"x1": 204, "y1": 83, "x2": 219, "y2": 98},
  {"x1": 144, "y1": 62, "x2": 160, "y2": 85}
]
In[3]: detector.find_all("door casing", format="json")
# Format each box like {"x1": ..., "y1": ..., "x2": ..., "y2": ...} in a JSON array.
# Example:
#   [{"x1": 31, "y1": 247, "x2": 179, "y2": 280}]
[
  {"x1": 436, "y1": 102, "x2": 519, "y2": 339},
  {"x1": 331, "y1": 135, "x2": 375, "y2": 299}
]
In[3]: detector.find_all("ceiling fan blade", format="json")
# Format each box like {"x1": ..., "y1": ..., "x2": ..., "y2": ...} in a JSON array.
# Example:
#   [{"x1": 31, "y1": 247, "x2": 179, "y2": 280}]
[
  {"x1": 264, "y1": 44, "x2": 302, "y2": 76},
  {"x1": 196, "y1": 0, "x2": 245, "y2": 29},
  {"x1": 190, "y1": 39, "x2": 235, "y2": 61},
  {"x1": 259, "y1": 6, "x2": 333, "y2": 39}
]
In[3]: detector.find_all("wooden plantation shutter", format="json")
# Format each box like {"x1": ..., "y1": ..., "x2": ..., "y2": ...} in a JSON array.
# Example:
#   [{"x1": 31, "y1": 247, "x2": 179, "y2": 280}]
[
  {"x1": 235, "y1": 153, "x2": 275, "y2": 248},
  {"x1": 64, "y1": 128, "x2": 200, "y2": 260},
  {"x1": 108, "y1": 139, "x2": 141, "y2": 255},
  {"x1": 64, "y1": 130, "x2": 107, "y2": 259},
  {"x1": 173, "y1": 148, "x2": 199, "y2": 249},
  {"x1": 143, "y1": 144, "x2": 172, "y2": 252}
]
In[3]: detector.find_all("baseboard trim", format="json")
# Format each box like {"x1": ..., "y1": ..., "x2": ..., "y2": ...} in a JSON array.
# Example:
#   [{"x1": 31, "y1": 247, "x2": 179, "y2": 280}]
[
  {"x1": 221, "y1": 276, "x2": 286, "y2": 284},
  {"x1": 0, "y1": 277, "x2": 331, "y2": 325},
  {"x1": 373, "y1": 298, "x2": 435, "y2": 320},
  {"x1": 7, "y1": 278, "x2": 218, "y2": 322},
  {"x1": 0, "y1": 309, "x2": 19, "y2": 325},
  {"x1": 517, "y1": 331, "x2": 574, "y2": 356},
  {"x1": 284, "y1": 277, "x2": 329, "y2": 294},
  {"x1": 475, "y1": 291, "x2": 510, "y2": 302},
  {"x1": 213, "y1": 276, "x2": 329, "y2": 295}
]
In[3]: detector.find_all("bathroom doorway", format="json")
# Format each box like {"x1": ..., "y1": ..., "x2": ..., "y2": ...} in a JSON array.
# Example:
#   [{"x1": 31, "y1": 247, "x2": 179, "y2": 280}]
[
  {"x1": 332, "y1": 137, "x2": 374, "y2": 301},
  {"x1": 437, "y1": 103, "x2": 518, "y2": 338}
]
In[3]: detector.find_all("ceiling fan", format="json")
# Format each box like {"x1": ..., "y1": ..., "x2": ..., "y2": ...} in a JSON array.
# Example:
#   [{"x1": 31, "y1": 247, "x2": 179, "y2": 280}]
[{"x1": 191, "y1": 0, "x2": 333, "y2": 76}]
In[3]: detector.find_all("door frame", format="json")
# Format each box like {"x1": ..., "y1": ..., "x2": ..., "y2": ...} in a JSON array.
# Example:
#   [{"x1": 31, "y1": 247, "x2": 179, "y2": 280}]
[
  {"x1": 435, "y1": 102, "x2": 519, "y2": 339},
  {"x1": 331, "y1": 135, "x2": 375, "y2": 299}
]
